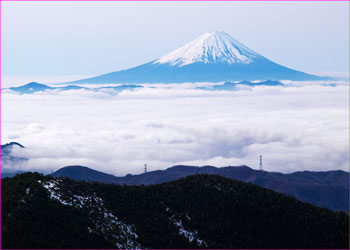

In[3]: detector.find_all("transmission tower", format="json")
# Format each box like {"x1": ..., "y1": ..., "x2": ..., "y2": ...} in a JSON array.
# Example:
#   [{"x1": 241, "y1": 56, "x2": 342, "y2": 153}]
[
  {"x1": 144, "y1": 163, "x2": 147, "y2": 174},
  {"x1": 259, "y1": 155, "x2": 263, "y2": 171}
]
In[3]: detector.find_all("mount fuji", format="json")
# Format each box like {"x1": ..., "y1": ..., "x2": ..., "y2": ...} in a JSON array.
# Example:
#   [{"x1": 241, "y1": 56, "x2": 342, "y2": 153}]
[{"x1": 67, "y1": 31, "x2": 326, "y2": 84}]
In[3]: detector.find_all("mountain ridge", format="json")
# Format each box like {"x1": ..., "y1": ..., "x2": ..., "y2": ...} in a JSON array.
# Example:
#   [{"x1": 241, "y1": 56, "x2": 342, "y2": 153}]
[
  {"x1": 2, "y1": 80, "x2": 286, "y2": 95},
  {"x1": 2, "y1": 82, "x2": 143, "y2": 94},
  {"x1": 52, "y1": 165, "x2": 349, "y2": 211}
]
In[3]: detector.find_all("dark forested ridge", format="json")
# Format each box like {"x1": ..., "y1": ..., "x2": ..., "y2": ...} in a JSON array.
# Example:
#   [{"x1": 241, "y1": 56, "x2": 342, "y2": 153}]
[
  {"x1": 52, "y1": 165, "x2": 349, "y2": 211},
  {"x1": 2, "y1": 172, "x2": 349, "y2": 249}
]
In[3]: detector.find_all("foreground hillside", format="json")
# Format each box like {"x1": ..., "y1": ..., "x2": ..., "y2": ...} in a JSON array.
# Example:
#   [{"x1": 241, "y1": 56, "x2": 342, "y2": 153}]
[{"x1": 2, "y1": 173, "x2": 348, "y2": 249}]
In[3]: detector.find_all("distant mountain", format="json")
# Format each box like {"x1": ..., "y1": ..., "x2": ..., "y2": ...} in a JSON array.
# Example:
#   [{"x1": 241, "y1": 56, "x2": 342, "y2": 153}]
[
  {"x1": 2, "y1": 173, "x2": 348, "y2": 249},
  {"x1": 1, "y1": 171, "x2": 26, "y2": 178},
  {"x1": 237, "y1": 80, "x2": 283, "y2": 86},
  {"x1": 65, "y1": 31, "x2": 327, "y2": 84},
  {"x1": 1, "y1": 142, "x2": 27, "y2": 170},
  {"x1": 58, "y1": 85, "x2": 87, "y2": 91},
  {"x1": 52, "y1": 165, "x2": 349, "y2": 211},
  {"x1": 7, "y1": 82, "x2": 53, "y2": 94},
  {"x1": 1, "y1": 142, "x2": 24, "y2": 153},
  {"x1": 3, "y1": 80, "x2": 285, "y2": 95},
  {"x1": 52, "y1": 165, "x2": 120, "y2": 184},
  {"x1": 2, "y1": 82, "x2": 143, "y2": 94},
  {"x1": 197, "y1": 80, "x2": 283, "y2": 91}
]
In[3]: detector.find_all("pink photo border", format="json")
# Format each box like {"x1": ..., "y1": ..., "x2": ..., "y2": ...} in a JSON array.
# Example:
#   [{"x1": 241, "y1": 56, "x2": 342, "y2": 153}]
[{"x1": 0, "y1": 1, "x2": 348, "y2": 250}]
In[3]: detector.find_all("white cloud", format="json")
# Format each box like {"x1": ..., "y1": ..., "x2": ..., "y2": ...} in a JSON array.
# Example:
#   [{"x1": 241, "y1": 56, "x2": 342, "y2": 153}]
[{"x1": 1, "y1": 82, "x2": 349, "y2": 176}]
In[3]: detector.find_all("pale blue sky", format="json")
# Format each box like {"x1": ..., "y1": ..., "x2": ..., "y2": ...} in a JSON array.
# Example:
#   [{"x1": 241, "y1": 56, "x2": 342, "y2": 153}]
[{"x1": 1, "y1": 1, "x2": 349, "y2": 77}]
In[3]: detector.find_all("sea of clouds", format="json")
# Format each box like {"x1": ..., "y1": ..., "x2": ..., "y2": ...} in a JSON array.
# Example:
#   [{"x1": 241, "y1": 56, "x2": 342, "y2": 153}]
[{"x1": 1, "y1": 80, "x2": 349, "y2": 176}]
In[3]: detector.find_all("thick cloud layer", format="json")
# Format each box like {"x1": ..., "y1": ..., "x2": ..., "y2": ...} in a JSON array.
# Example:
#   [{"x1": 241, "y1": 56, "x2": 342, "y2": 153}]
[{"x1": 1, "y1": 82, "x2": 348, "y2": 176}]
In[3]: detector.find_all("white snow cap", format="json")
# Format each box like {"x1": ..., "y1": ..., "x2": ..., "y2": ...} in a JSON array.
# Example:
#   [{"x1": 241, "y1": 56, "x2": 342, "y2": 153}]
[{"x1": 154, "y1": 31, "x2": 262, "y2": 67}]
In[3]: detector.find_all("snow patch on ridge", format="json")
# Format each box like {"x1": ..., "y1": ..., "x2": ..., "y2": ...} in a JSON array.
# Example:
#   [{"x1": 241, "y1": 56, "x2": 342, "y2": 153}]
[
  {"x1": 40, "y1": 179, "x2": 141, "y2": 249},
  {"x1": 154, "y1": 31, "x2": 262, "y2": 67},
  {"x1": 173, "y1": 218, "x2": 207, "y2": 247},
  {"x1": 165, "y1": 206, "x2": 207, "y2": 247}
]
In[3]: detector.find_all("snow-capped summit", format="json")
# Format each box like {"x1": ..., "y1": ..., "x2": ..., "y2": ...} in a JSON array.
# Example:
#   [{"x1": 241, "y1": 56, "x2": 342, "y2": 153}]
[
  {"x1": 154, "y1": 31, "x2": 262, "y2": 67},
  {"x1": 65, "y1": 31, "x2": 326, "y2": 84}
]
